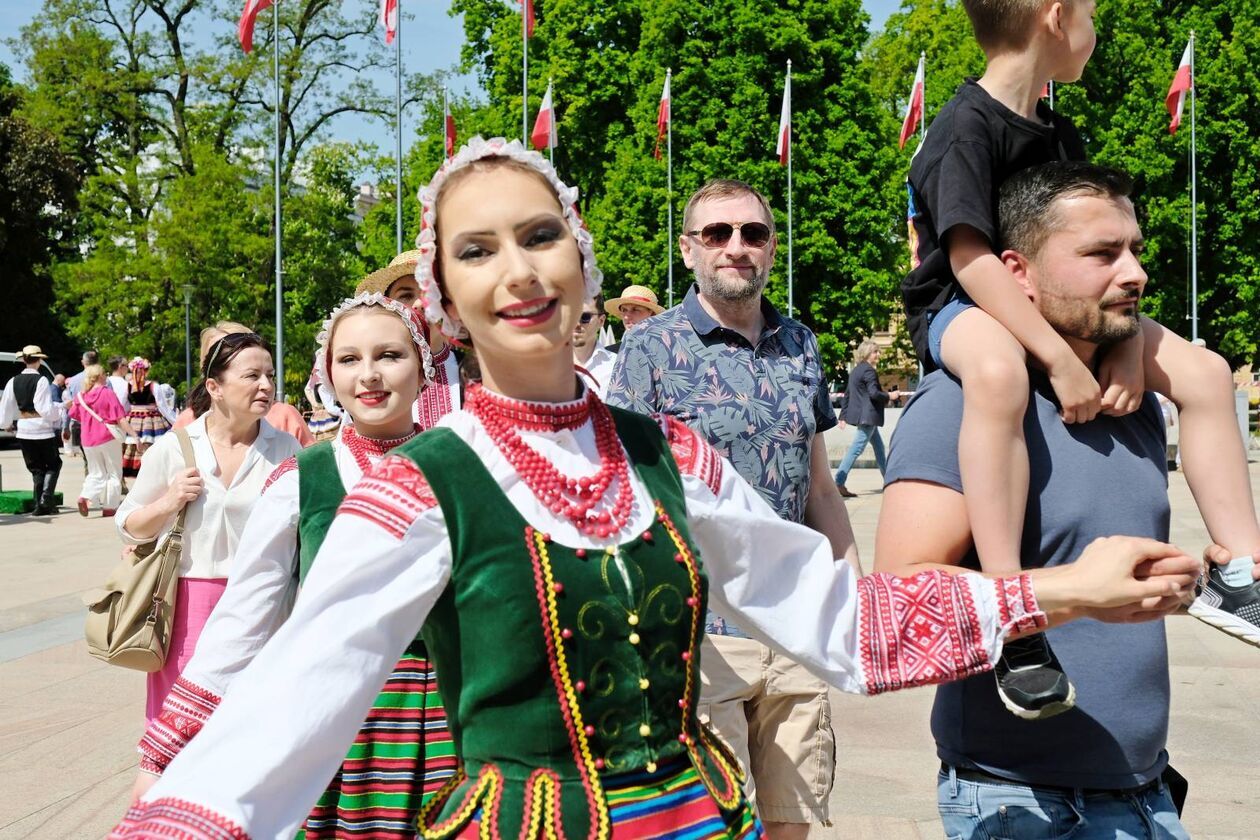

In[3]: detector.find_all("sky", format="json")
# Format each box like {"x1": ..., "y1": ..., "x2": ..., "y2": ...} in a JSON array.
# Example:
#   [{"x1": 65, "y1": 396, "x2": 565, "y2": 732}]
[{"x1": 0, "y1": 0, "x2": 903, "y2": 153}]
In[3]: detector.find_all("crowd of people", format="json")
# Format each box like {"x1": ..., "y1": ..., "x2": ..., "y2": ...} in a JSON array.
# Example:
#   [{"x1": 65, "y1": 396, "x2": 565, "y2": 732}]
[{"x1": 3, "y1": 2, "x2": 1259, "y2": 839}]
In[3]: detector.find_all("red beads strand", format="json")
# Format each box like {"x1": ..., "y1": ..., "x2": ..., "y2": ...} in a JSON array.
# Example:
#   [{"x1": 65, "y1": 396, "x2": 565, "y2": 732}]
[
  {"x1": 467, "y1": 384, "x2": 634, "y2": 538},
  {"x1": 344, "y1": 424, "x2": 421, "y2": 473}
]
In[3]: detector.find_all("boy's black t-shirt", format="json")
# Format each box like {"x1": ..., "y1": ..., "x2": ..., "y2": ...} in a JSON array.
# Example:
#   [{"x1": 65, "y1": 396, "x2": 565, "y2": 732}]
[{"x1": 902, "y1": 79, "x2": 1087, "y2": 367}]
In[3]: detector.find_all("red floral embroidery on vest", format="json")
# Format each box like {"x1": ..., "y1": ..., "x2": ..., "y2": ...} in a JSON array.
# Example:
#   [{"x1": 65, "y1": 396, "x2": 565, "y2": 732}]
[
  {"x1": 109, "y1": 797, "x2": 249, "y2": 840},
  {"x1": 857, "y1": 571, "x2": 991, "y2": 695},
  {"x1": 261, "y1": 456, "x2": 298, "y2": 495},
  {"x1": 656, "y1": 415, "x2": 722, "y2": 496},
  {"x1": 339, "y1": 455, "x2": 437, "y2": 539}
]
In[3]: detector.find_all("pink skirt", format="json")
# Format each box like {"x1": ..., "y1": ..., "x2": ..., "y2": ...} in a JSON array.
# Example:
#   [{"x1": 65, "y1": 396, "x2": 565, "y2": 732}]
[{"x1": 145, "y1": 577, "x2": 228, "y2": 723}]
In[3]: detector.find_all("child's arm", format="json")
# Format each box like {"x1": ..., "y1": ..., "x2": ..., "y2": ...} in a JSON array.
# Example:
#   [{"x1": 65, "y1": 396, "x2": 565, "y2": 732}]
[
  {"x1": 1098, "y1": 331, "x2": 1146, "y2": 416},
  {"x1": 948, "y1": 225, "x2": 1102, "y2": 423}
]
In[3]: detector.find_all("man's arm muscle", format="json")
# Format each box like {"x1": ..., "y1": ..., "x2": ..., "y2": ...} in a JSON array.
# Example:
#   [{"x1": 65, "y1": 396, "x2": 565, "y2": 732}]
[{"x1": 873, "y1": 479, "x2": 973, "y2": 576}]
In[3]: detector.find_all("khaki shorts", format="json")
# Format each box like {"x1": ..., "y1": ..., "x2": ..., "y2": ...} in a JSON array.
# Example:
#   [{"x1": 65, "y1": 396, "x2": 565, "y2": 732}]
[{"x1": 698, "y1": 633, "x2": 835, "y2": 824}]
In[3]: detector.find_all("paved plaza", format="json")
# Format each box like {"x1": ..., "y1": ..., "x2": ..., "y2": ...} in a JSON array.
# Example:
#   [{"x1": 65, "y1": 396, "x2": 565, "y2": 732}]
[{"x1": 0, "y1": 446, "x2": 1257, "y2": 839}]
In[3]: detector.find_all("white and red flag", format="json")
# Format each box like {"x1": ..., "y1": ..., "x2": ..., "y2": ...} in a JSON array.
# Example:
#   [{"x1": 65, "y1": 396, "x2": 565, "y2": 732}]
[
  {"x1": 238, "y1": 0, "x2": 273, "y2": 54},
  {"x1": 380, "y1": 0, "x2": 398, "y2": 44},
  {"x1": 775, "y1": 67, "x2": 791, "y2": 166},
  {"x1": 523, "y1": 0, "x2": 536, "y2": 38},
  {"x1": 899, "y1": 54, "x2": 925, "y2": 148},
  {"x1": 531, "y1": 81, "x2": 556, "y2": 151},
  {"x1": 1166, "y1": 38, "x2": 1193, "y2": 134},
  {"x1": 444, "y1": 93, "x2": 457, "y2": 159},
  {"x1": 654, "y1": 73, "x2": 671, "y2": 160}
]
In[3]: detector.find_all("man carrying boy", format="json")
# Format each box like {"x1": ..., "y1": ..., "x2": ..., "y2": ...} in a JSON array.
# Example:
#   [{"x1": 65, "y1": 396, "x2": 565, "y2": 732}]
[{"x1": 902, "y1": 0, "x2": 1260, "y2": 718}]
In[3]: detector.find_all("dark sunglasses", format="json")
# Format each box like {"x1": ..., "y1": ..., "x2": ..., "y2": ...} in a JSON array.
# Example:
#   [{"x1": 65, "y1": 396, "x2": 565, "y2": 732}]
[
  {"x1": 204, "y1": 331, "x2": 262, "y2": 376},
  {"x1": 685, "y1": 221, "x2": 772, "y2": 249},
  {"x1": 578, "y1": 312, "x2": 601, "y2": 324}
]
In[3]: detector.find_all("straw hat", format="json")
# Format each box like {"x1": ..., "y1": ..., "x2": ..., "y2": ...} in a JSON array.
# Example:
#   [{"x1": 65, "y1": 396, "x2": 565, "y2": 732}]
[
  {"x1": 604, "y1": 285, "x2": 664, "y2": 319},
  {"x1": 17, "y1": 345, "x2": 48, "y2": 360},
  {"x1": 356, "y1": 249, "x2": 424, "y2": 297}
]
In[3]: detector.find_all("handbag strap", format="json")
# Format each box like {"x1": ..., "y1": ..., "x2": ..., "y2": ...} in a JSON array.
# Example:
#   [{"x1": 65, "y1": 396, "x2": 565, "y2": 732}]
[
  {"x1": 76, "y1": 393, "x2": 111, "y2": 426},
  {"x1": 169, "y1": 426, "x2": 196, "y2": 534}
]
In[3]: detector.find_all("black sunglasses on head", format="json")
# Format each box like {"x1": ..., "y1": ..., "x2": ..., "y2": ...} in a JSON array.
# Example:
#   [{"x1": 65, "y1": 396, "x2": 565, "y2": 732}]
[
  {"x1": 685, "y1": 221, "x2": 772, "y2": 249},
  {"x1": 204, "y1": 331, "x2": 262, "y2": 376}
]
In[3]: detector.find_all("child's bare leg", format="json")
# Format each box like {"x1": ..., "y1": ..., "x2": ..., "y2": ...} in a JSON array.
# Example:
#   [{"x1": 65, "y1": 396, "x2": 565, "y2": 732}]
[
  {"x1": 939, "y1": 309, "x2": 1030, "y2": 576},
  {"x1": 1141, "y1": 317, "x2": 1260, "y2": 558}
]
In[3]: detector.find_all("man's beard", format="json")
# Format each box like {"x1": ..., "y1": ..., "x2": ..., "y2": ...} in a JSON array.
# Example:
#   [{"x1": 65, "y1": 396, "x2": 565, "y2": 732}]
[
  {"x1": 1040, "y1": 290, "x2": 1142, "y2": 346},
  {"x1": 695, "y1": 262, "x2": 768, "y2": 303}
]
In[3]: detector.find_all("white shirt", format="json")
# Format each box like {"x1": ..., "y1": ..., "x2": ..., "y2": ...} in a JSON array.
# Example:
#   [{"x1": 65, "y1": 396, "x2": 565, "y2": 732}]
[
  {"x1": 130, "y1": 396, "x2": 1035, "y2": 839},
  {"x1": 0, "y1": 369, "x2": 64, "y2": 440},
  {"x1": 576, "y1": 346, "x2": 617, "y2": 399},
  {"x1": 107, "y1": 375, "x2": 131, "y2": 413},
  {"x1": 115, "y1": 415, "x2": 302, "y2": 579}
]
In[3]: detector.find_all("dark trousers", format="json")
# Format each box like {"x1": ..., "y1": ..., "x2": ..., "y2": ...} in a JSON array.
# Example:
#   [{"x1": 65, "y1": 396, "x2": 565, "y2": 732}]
[{"x1": 19, "y1": 436, "x2": 62, "y2": 508}]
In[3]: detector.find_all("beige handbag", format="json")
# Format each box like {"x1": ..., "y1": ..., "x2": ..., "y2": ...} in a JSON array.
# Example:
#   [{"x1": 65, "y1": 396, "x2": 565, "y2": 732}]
[{"x1": 83, "y1": 427, "x2": 196, "y2": 672}]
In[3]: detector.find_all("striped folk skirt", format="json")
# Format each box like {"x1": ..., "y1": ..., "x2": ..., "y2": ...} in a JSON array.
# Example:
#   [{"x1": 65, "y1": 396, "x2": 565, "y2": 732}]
[
  {"x1": 123, "y1": 406, "x2": 171, "y2": 475},
  {"x1": 455, "y1": 759, "x2": 764, "y2": 839},
  {"x1": 302, "y1": 643, "x2": 457, "y2": 839}
]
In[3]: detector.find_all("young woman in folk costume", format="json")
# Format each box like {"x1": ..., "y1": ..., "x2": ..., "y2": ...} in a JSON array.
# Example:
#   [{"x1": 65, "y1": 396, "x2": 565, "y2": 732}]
[
  {"x1": 127, "y1": 293, "x2": 458, "y2": 838},
  {"x1": 122, "y1": 357, "x2": 175, "y2": 476},
  {"x1": 112, "y1": 138, "x2": 1199, "y2": 840}
]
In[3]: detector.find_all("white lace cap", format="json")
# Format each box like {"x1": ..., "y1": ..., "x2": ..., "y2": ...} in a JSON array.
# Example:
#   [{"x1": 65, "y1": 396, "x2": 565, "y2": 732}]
[
  {"x1": 415, "y1": 136, "x2": 603, "y2": 339},
  {"x1": 312, "y1": 293, "x2": 436, "y2": 398}
]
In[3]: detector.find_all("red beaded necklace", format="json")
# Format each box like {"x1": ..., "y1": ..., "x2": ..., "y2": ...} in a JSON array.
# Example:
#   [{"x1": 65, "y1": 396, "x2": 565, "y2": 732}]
[
  {"x1": 466, "y1": 384, "x2": 634, "y2": 538},
  {"x1": 342, "y1": 423, "x2": 421, "y2": 473}
]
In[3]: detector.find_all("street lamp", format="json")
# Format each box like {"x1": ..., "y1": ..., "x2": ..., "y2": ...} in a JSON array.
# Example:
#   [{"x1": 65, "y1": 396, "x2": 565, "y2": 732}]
[{"x1": 182, "y1": 285, "x2": 194, "y2": 400}]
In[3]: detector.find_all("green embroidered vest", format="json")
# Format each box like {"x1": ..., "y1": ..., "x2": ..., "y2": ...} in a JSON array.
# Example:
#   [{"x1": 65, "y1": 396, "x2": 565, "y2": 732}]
[
  {"x1": 295, "y1": 442, "x2": 344, "y2": 583},
  {"x1": 397, "y1": 407, "x2": 744, "y2": 840}
]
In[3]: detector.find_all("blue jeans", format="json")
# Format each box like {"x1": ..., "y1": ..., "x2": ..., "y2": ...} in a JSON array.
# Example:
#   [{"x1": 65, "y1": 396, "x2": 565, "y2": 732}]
[
  {"x1": 833, "y1": 424, "x2": 886, "y2": 486},
  {"x1": 937, "y1": 766, "x2": 1190, "y2": 840}
]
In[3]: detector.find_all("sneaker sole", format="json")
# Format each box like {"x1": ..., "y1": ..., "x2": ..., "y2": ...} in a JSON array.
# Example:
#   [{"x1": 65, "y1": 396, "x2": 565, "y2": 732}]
[
  {"x1": 995, "y1": 680, "x2": 1077, "y2": 721},
  {"x1": 1188, "y1": 600, "x2": 1260, "y2": 648}
]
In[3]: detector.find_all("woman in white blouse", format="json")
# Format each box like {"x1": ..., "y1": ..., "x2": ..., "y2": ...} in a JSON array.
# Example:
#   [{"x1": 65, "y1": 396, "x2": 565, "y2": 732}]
[{"x1": 114, "y1": 332, "x2": 302, "y2": 722}]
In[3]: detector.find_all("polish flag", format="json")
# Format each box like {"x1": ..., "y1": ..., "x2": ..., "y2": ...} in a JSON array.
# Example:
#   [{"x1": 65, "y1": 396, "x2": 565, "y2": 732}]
[
  {"x1": 444, "y1": 96, "x2": 457, "y2": 159},
  {"x1": 523, "y1": 0, "x2": 535, "y2": 38},
  {"x1": 1041, "y1": 82, "x2": 1050, "y2": 98},
  {"x1": 654, "y1": 73, "x2": 670, "y2": 160},
  {"x1": 899, "y1": 54, "x2": 925, "y2": 149},
  {"x1": 380, "y1": 0, "x2": 398, "y2": 44},
  {"x1": 1166, "y1": 39, "x2": 1193, "y2": 134},
  {"x1": 238, "y1": 0, "x2": 273, "y2": 54},
  {"x1": 776, "y1": 68, "x2": 790, "y2": 166},
  {"x1": 531, "y1": 82, "x2": 556, "y2": 151}
]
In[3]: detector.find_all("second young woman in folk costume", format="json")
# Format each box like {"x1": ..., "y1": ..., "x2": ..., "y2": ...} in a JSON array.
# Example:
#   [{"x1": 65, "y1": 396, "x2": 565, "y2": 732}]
[
  {"x1": 122, "y1": 357, "x2": 176, "y2": 476},
  {"x1": 129, "y1": 293, "x2": 459, "y2": 838},
  {"x1": 114, "y1": 138, "x2": 1198, "y2": 840}
]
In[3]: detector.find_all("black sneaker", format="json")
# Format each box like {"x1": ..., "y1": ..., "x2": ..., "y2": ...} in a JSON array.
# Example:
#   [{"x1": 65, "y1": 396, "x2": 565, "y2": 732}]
[
  {"x1": 994, "y1": 634, "x2": 1076, "y2": 720},
  {"x1": 1189, "y1": 563, "x2": 1260, "y2": 648}
]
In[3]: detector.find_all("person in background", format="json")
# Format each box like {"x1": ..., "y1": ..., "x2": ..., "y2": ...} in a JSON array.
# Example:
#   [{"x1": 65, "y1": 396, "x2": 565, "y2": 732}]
[
  {"x1": 172, "y1": 322, "x2": 313, "y2": 447},
  {"x1": 0, "y1": 345, "x2": 66, "y2": 515},
  {"x1": 833, "y1": 340, "x2": 899, "y2": 498},
  {"x1": 64, "y1": 350, "x2": 99, "y2": 458},
  {"x1": 115, "y1": 332, "x2": 302, "y2": 723},
  {"x1": 604, "y1": 283, "x2": 664, "y2": 351},
  {"x1": 121, "y1": 358, "x2": 173, "y2": 477},
  {"x1": 67, "y1": 363, "x2": 133, "y2": 517},
  {"x1": 574, "y1": 292, "x2": 616, "y2": 397}
]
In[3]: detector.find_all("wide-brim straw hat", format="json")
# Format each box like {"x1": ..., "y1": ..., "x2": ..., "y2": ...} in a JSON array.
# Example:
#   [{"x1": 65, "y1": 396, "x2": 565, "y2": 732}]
[
  {"x1": 17, "y1": 345, "x2": 48, "y2": 360},
  {"x1": 356, "y1": 249, "x2": 423, "y2": 297},
  {"x1": 605, "y1": 285, "x2": 664, "y2": 318}
]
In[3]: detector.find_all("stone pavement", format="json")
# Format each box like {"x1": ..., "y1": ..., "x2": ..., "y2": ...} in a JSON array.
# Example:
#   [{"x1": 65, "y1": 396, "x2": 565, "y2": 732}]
[{"x1": 0, "y1": 446, "x2": 1258, "y2": 839}]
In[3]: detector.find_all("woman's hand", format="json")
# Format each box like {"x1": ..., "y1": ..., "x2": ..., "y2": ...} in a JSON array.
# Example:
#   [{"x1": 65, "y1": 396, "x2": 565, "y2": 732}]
[
  {"x1": 131, "y1": 770, "x2": 159, "y2": 804},
  {"x1": 1033, "y1": 536, "x2": 1200, "y2": 614},
  {"x1": 163, "y1": 467, "x2": 203, "y2": 515}
]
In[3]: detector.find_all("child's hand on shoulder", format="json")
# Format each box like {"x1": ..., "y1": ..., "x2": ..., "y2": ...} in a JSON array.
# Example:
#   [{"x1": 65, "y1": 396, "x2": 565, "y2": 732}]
[
  {"x1": 1048, "y1": 350, "x2": 1102, "y2": 424},
  {"x1": 1098, "y1": 333, "x2": 1146, "y2": 417}
]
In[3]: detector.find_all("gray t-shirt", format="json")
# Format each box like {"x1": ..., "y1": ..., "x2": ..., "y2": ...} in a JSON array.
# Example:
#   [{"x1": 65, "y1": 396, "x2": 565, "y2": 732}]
[{"x1": 885, "y1": 369, "x2": 1171, "y2": 789}]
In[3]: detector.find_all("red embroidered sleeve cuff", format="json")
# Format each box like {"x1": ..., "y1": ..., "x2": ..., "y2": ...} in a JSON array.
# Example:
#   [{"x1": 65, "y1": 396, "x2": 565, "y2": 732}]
[
  {"x1": 110, "y1": 797, "x2": 249, "y2": 840},
  {"x1": 857, "y1": 570, "x2": 993, "y2": 695},
  {"x1": 137, "y1": 677, "x2": 221, "y2": 774},
  {"x1": 994, "y1": 572, "x2": 1048, "y2": 635},
  {"x1": 656, "y1": 414, "x2": 723, "y2": 496}
]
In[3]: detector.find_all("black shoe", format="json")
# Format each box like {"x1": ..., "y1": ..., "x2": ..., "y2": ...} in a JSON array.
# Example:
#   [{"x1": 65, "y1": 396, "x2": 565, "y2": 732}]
[
  {"x1": 1190, "y1": 562, "x2": 1260, "y2": 647},
  {"x1": 30, "y1": 505, "x2": 53, "y2": 516},
  {"x1": 994, "y1": 634, "x2": 1076, "y2": 720}
]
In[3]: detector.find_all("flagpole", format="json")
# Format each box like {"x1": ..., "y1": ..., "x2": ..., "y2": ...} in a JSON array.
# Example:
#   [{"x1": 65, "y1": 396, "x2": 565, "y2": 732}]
[
  {"x1": 919, "y1": 52, "x2": 926, "y2": 144},
  {"x1": 394, "y1": 0, "x2": 403, "y2": 254},
  {"x1": 1048, "y1": 79, "x2": 1054, "y2": 110},
  {"x1": 273, "y1": 0, "x2": 284, "y2": 401},
  {"x1": 786, "y1": 60, "x2": 793, "y2": 320},
  {"x1": 666, "y1": 67, "x2": 674, "y2": 309},
  {"x1": 522, "y1": 4, "x2": 528, "y2": 142},
  {"x1": 548, "y1": 77, "x2": 555, "y2": 167},
  {"x1": 1189, "y1": 31, "x2": 1198, "y2": 342}
]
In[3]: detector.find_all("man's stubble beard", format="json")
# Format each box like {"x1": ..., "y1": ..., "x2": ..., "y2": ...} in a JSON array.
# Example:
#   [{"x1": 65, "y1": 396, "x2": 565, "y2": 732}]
[
  {"x1": 1038, "y1": 290, "x2": 1142, "y2": 348},
  {"x1": 694, "y1": 263, "x2": 769, "y2": 304}
]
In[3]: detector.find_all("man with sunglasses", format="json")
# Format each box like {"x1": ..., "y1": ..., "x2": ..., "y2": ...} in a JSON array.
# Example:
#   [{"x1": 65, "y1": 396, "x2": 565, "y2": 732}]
[
  {"x1": 573, "y1": 294, "x2": 616, "y2": 398},
  {"x1": 606, "y1": 179, "x2": 858, "y2": 838}
]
